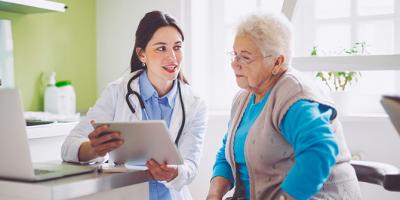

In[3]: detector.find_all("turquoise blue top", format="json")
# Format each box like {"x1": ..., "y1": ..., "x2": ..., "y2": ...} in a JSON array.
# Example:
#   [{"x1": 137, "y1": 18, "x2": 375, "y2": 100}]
[
  {"x1": 139, "y1": 70, "x2": 178, "y2": 200},
  {"x1": 212, "y1": 92, "x2": 339, "y2": 200}
]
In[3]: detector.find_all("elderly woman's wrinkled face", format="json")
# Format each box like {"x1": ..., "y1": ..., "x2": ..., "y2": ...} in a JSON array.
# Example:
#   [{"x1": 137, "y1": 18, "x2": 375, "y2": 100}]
[{"x1": 231, "y1": 34, "x2": 275, "y2": 91}]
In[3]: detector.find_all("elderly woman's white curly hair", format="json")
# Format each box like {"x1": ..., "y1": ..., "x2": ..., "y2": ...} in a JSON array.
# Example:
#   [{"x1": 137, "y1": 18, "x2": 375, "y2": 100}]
[{"x1": 236, "y1": 12, "x2": 293, "y2": 67}]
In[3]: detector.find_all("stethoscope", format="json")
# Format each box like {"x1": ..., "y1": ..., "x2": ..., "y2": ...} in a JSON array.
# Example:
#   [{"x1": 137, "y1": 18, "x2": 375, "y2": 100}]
[{"x1": 125, "y1": 70, "x2": 186, "y2": 146}]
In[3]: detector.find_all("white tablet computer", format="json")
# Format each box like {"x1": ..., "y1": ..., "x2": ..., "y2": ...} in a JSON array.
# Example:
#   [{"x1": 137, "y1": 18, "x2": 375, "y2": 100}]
[{"x1": 94, "y1": 120, "x2": 183, "y2": 165}]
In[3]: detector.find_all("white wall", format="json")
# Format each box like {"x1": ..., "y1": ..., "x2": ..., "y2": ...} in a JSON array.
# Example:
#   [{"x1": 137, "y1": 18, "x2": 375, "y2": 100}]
[
  {"x1": 96, "y1": 0, "x2": 189, "y2": 94},
  {"x1": 189, "y1": 114, "x2": 230, "y2": 200}
]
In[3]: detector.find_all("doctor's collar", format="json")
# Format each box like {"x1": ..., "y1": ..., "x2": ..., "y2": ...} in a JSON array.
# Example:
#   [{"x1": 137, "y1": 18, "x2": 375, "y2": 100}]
[{"x1": 138, "y1": 70, "x2": 178, "y2": 107}]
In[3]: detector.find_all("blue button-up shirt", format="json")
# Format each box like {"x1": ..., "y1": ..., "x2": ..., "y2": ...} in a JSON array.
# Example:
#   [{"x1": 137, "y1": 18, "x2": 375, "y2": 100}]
[{"x1": 139, "y1": 70, "x2": 177, "y2": 200}]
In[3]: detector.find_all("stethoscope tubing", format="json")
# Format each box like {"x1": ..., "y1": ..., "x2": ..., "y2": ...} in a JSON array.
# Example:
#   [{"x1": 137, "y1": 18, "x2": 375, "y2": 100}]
[{"x1": 125, "y1": 70, "x2": 185, "y2": 146}]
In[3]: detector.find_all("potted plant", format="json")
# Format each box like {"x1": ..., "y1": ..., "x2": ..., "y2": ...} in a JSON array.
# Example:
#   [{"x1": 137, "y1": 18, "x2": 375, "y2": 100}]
[
  {"x1": 312, "y1": 42, "x2": 366, "y2": 92},
  {"x1": 312, "y1": 42, "x2": 366, "y2": 114}
]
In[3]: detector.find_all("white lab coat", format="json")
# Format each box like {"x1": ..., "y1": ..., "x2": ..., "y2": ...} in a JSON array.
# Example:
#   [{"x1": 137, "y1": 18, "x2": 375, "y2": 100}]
[{"x1": 61, "y1": 71, "x2": 208, "y2": 200}]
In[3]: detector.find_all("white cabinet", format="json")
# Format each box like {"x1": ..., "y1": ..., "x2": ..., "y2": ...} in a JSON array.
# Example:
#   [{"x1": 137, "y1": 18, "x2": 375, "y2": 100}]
[{"x1": 26, "y1": 122, "x2": 77, "y2": 162}]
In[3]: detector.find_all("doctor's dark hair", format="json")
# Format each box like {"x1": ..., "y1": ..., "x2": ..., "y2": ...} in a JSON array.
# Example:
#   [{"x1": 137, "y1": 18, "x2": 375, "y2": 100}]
[{"x1": 130, "y1": 10, "x2": 188, "y2": 84}]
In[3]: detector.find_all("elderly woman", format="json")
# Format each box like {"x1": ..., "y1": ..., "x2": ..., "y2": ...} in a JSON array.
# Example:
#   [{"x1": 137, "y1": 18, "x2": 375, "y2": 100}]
[{"x1": 206, "y1": 13, "x2": 362, "y2": 200}]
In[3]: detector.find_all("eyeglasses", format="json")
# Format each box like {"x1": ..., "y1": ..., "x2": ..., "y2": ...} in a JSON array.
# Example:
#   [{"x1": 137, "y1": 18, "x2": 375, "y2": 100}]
[{"x1": 228, "y1": 51, "x2": 273, "y2": 65}]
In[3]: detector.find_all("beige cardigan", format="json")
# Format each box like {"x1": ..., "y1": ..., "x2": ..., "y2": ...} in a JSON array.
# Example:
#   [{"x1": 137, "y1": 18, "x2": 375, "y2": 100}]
[{"x1": 225, "y1": 69, "x2": 361, "y2": 200}]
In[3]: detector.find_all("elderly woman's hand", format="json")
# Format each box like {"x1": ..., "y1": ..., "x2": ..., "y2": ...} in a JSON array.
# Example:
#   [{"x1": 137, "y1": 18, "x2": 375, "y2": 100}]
[
  {"x1": 206, "y1": 176, "x2": 231, "y2": 200},
  {"x1": 205, "y1": 195, "x2": 222, "y2": 200},
  {"x1": 146, "y1": 159, "x2": 178, "y2": 182},
  {"x1": 279, "y1": 193, "x2": 294, "y2": 200}
]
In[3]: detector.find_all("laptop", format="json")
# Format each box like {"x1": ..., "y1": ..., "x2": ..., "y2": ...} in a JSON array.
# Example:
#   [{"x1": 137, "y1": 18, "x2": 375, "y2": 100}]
[
  {"x1": 0, "y1": 89, "x2": 95, "y2": 182},
  {"x1": 381, "y1": 95, "x2": 400, "y2": 135}
]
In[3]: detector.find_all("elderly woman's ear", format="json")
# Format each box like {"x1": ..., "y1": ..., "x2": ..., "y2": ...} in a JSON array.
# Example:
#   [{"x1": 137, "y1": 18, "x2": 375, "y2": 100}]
[{"x1": 271, "y1": 55, "x2": 286, "y2": 76}]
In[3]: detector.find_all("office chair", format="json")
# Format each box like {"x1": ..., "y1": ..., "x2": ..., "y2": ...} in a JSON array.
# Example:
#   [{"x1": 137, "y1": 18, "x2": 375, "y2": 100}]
[
  {"x1": 350, "y1": 96, "x2": 400, "y2": 192},
  {"x1": 351, "y1": 160, "x2": 400, "y2": 191}
]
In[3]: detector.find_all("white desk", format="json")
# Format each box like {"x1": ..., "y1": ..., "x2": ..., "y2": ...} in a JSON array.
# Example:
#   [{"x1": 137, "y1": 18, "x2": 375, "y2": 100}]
[
  {"x1": 6, "y1": 123, "x2": 152, "y2": 199},
  {"x1": 0, "y1": 168, "x2": 151, "y2": 200}
]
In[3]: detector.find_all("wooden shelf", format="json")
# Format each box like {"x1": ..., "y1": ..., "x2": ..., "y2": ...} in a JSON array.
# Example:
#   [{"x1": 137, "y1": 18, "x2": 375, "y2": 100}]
[
  {"x1": 292, "y1": 54, "x2": 400, "y2": 71},
  {"x1": 0, "y1": 0, "x2": 66, "y2": 13}
]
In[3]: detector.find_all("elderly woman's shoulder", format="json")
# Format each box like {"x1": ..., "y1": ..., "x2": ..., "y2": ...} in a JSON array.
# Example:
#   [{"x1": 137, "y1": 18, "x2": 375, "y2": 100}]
[
  {"x1": 230, "y1": 89, "x2": 250, "y2": 107},
  {"x1": 233, "y1": 89, "x2": 250, "y2": 100},
  {"x1": 275, "y1": 70, "x2": 316, "y2": 92},
  {"x1": 273, "y1": 69, "x2": 333, "y2": 105}
]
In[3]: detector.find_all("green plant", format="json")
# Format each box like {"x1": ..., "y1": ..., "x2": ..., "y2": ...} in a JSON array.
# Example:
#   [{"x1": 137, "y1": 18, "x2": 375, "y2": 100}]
[{"x1": 313, "y1": 43, "x2": 364, "y2": 91}]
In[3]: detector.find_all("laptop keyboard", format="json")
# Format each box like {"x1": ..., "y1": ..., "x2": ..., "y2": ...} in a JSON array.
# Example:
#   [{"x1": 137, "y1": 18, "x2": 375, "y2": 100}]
[
  {"x1": 26, "y1": 120, "x2": 55, "y2": 126},
  {"x1": 34, "y1": 169, "x2": 54, "y2": 175}
]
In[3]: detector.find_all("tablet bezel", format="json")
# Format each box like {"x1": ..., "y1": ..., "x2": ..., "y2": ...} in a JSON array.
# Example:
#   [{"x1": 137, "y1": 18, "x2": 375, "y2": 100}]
[{"x1": 93, "y1": 120, "x2": 184, "y2": 165}]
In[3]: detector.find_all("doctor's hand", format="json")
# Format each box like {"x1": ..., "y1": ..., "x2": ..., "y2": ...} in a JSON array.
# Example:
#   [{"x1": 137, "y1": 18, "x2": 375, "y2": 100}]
[
  {"x1": 78, "y1": 121, "x2": 124, "y2": 162},
  {"x1": 146, "y1": 159, "x2": 178, "y2": 182},
  {"x1": 88, "y1": 121, "x2": 124, "y2": 157}
]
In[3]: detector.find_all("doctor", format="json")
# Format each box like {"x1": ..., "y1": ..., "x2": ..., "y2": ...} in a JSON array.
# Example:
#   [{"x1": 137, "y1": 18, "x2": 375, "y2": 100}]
[{"x1": 61, "y1": 10, "x2": 207, "y2": 200}]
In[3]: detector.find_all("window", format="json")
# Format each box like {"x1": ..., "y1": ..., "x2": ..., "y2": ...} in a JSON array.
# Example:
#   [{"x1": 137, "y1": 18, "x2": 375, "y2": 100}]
[
  {"x1": 293, "y1": 0, "x2": 396, "y2": 56},
  {"x1": 189, "y1": 0, "x2": 284, "y2": 113},
  {"x1": 189, "y1": 0, "x2": 400, "y2": 115},
  {"x1": 293, "y1": 0, "x2": 400, "y2": 115}
]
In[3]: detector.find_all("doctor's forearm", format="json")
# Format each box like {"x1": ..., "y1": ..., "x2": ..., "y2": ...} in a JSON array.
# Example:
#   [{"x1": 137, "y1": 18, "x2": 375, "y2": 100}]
[{"x1": 78, "y1": 141, "x2": 97, "y2": 161}]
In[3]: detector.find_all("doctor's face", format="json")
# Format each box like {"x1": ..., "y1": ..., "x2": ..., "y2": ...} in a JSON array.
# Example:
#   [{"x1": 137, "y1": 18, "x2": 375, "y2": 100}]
[
  {"x1": 137, "y1": 26, "x2": 183, "y2": 84},
  {"x1": 231, "y1": 34, "x2": 276, "y2": 92}
]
